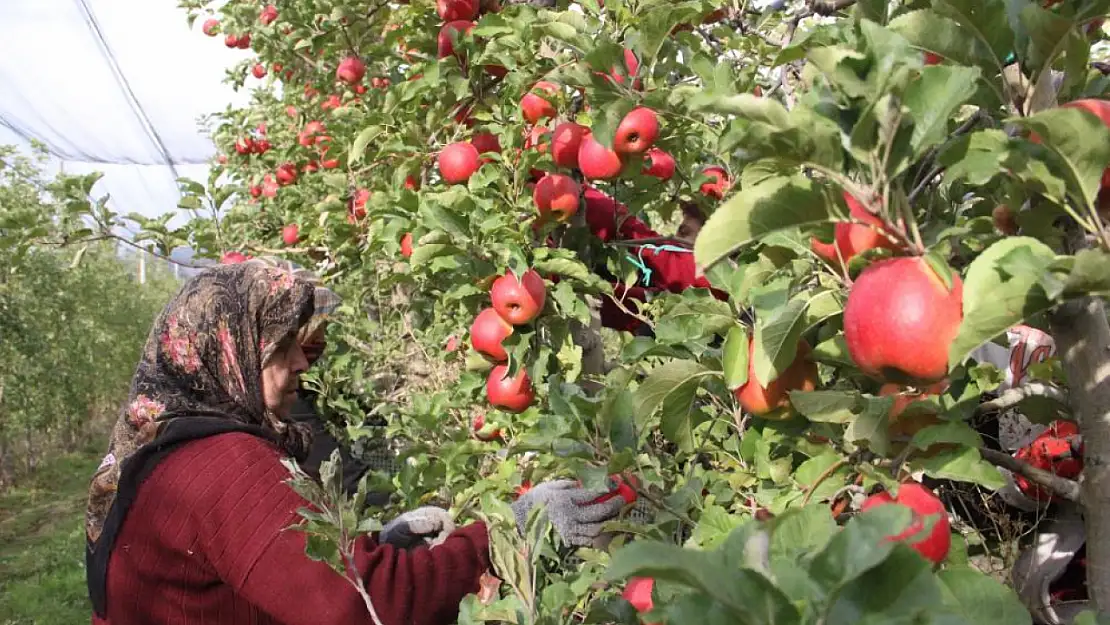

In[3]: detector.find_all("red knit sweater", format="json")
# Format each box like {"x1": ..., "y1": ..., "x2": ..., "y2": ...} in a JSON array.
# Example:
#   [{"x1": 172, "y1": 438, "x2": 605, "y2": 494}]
[{"x1": 93, "y1": 432, "x2": 490, "y2": 625}]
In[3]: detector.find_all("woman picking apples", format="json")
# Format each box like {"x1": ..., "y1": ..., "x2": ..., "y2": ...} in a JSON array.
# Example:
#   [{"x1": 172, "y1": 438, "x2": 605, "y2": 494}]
[{"x1": 84, "y1": 263, "x2": 627, "y2": 625}]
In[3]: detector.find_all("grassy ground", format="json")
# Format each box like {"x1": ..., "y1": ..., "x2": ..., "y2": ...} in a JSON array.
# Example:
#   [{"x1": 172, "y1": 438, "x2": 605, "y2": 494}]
[{"x1": 0, "y1": 440, "x2": 101, "y2": 625}]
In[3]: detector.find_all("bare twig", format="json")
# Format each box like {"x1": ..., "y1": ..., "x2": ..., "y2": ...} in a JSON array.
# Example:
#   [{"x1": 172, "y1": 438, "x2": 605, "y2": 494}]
[
  {"x1": 980, "y1": 447, "x2": 1081, "y2": 503},
  {"x1": 802, "y1": 459, "x2": 848, "y2": 505}
]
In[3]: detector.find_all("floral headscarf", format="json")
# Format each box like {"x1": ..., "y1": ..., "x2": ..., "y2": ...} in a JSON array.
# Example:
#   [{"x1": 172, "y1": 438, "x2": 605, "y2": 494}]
[{"x1": 85, "y1": 262, "x2": 315, "y2": 616}]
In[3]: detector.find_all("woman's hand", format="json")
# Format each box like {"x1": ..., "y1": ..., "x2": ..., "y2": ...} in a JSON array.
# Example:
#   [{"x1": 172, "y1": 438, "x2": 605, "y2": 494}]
[
  {"x1": 510, "y1": 480, "x2": 627, "y2": 547},
  {"x1": 379, "y1": 507, "x2": 457, "y2": 549}
]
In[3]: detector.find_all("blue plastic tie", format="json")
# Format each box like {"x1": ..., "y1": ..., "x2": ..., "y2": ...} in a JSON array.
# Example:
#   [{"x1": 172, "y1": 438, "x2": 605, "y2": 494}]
[{"x1": 624, "y1": 243, "x2": 694, "y2": 286}]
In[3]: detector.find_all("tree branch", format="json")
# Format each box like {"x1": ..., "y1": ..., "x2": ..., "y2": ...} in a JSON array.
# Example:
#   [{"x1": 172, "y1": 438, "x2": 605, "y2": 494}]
[
  {"x1": 976, "y1": 382, "x2": 1069, "y2": 414},
  {"x1": 980, "y1": 447, "x2": 1081, "y2": 503},
  {"x1": 809, "y1": 0, "x2": 857, "y2": 16}
]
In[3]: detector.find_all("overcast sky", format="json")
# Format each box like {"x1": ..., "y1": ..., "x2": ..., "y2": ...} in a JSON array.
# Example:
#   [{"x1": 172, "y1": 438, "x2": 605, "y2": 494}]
[{"x1": 0, "y1": 0, "x2": 252, "y2": 228}]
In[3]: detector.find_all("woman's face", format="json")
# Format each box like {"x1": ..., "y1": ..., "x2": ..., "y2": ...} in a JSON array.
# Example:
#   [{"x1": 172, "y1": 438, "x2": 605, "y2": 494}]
[{"x1": 261, "y1": 339, "x2": 309, "y2": 418}]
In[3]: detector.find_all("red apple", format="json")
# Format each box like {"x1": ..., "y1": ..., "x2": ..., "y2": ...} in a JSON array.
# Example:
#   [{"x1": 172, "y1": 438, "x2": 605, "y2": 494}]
[
  {"x1": 259, "y1": 5, "x2": 278, "y2": 25},
  {"x1": 437, "y1": 20, "x2": 475, "y2": 59},
  {"x1": 234, "y1": 137, "x2": 254, "y2": 155},
  {"x1": 438, "y1": 142, "x2": 481, "y2": 184},
  {"x1": 514, "y1": 480, "x2": 533, "y2": 499},
  {"x1": 253, "y1": 139, "x2": 271, "y2": 154},
  {"x1": 533, "y1": 174, "x2": 581, "y2": 222},
  {"x1": 860, "y1": 482, "x2": 951, "y2": 565},
  {"x1": 834, "y1": 191, "x2": 901, "y2": 261},
  {"x1": 486, "y1": 365, "x2": 535, "y2": 413},
  {"x1": 587, "y1": 474, "x2": 640, "y2": 505},
  {"x1": 622, "y1": 577, "x2": 657, "y2": 621},
  {"x1": 350, "y1": 189, "x2": 371, "y2": 218},
  {"x1": 282, "y1": 224, "x2": 300, "y2": 246},
  {"x1": 236, "y1": 33, "x2": 251, "y2": 49},
  {"x1": 251, "y1": 64, "x2": 267, "y2": 79},
  {"x1": 471, "y1": 132, "x2": 502, "y2": 162},
  {"x1": 404, "y1": 174, "x2": 421, "y2": 191},
  {"x1": 614, "y1": 107, "x2": 659, "y2": 154},
  {"x1": 844, "y1": 257, "x2": 963, "y2": 383},
  {"x1": 220, "y1": 251, "x2": 249, "y2": 264},
  {"x1": 521, "y1": 81, "x2": 559, "y2": 125},
  {"x1": 249, "y1": 185, "x2": 262, "y2": 198},
  {"x1": 336, "y1": 56, "x2": 366, "y2": 85},
  {"x1": 275, "y1": 163, "x2": 298, "y2": 186},
  {"x1": 471, "y1": 413, "x2": 503, "y2": 442},
  {"x1": 470, "y1": 308, "x2": 514, "y2": 361},
  {"x1": 642, "y1": 148, "x2": 675, "y2": 180},
  {"x1": 609, "y1": 49, "x2": 642, "y2": 89},
  {"x1": 577, "y1": 134, "x2": 624, "y2": 180},
  {"x1": 924, "y1": 52, "x2": 943, "y2": 65},
  {"x1": 400, "y1": 233, "x2": 414, "y2": 258},
  {"x1": 551, "y1": 122, "x2": 588, "y2": 168},
  {"x1": 224, "y1": 33, "x2": 239, "y2": 48},
  {"x1": 437, "y1": 0, "x2": 479, "y2": 21},
  {"x1": 699, "y1": 166, "x2": 730, "y2": 199},
  {"x1": 202, "y1": 18, "x2": 220, "y2": 36},
  {"x1": 490, "y1": 269, "x2": 546, "y2": 325},
  {"x1": 262, "y1": 174, "x2": 278, "y2": 198},
  {"x1": 810, "y1": 237, "x2": 840, "y2": 264},
  {"x1": 733, "y1": 338, "x2": 818, "y2": 418}
]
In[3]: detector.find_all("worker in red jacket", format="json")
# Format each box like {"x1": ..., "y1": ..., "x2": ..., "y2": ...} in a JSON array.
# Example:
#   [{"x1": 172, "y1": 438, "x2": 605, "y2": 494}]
[
  {"x1": 580, "y1": 186, "x2": 727, "y2": 334},
  {"x1": 85, "y1": 262, "x2": 626, "y2": 625}
]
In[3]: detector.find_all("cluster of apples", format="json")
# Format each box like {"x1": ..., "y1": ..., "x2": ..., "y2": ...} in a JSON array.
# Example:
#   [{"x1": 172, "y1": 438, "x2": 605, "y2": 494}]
[
  {"x1": 469, "y1": 269, "x2": 547, "y2": 413},
  {"x1": 201, "y1": 3, "x2": 277, "y2": 48}
]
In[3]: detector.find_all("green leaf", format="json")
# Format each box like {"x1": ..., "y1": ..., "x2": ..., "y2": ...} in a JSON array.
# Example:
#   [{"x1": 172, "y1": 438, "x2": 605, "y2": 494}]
[
  {"x1": 789, "y1": 390, "x2": 863, "y2": 424},
  {"x1": 721, "y1": 326, "x2": 750, "y2": 390},
  {"x1": 1063, "y1": 249, "x2": 1110, "y2": 297},
  {"x1": 933, "y1": 0, "x2": 1014, "y2": 61},
  {"x1": 888, "y1": 10, "x2": 995, "y2": 67},
  {"x1": 532, "y1": 254, "x2": 604, "y2": 287},
  {"x1": 751, "y1": 297, "x2": 807, "y2": 387},
  {"x1": 659, "y1": 378, "x2": 709, "y2": 453},
  {"x1": 769, "y1": 505, "x2": 839, "y2": 560},
  {"x1": 606, "y1": 536, "x2": 800, "y2": 622},
  {"x1": 809, "y1": 504, "x2": 910, "y2": 590},
  {"x1": 632, "y1": 360, "x2": 715, "y2": 420},
  {"x1": 937, "y1": 567, "x2": 1032, "y2": 625},
  {"x1": 695, "y1": 177, "x2": 831, "y2": 270},
  {"x1": 410, "y1": 243, "x2": 460, "y2": 267},
  {"x1": 825, "y1": 546, "x2": 946, "y2": 625},
  {"x1": 949, "y1": 237, "x2": 1057, "y2": 368},
  {"x1": 796, "y1": 451, "x2": 852, "y2": 501},
  {"x1": 688, "y1": 93, "x2": 791, "y2": 127},
  {"x1": 938, "y1": 129, "x2": 1010, "y2": 185},
  {"x1": 907, "y1": 446, "x2": 1005, "y2": 489},
  {"x1": 349, "y1": 125, "x2": 382, "y2": 165},
  {"x1": 654, "y1": 297, "x2": 735, "y2": 344},
  {"x1": 910, "y1": 421, "x2": 983, "y2": 450},
  {"x1": 903, "y1": 66, "x2": 981, "y2": 160},
  {"x1": 845, "y1": 396, "x2": 895, "y2": 456},
  {"x1": 1010, "y1": 107, "x2": 1110, "y2": 212}
]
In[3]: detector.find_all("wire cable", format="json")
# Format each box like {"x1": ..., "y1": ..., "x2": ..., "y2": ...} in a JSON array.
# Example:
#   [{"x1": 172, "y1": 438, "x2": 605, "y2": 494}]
[{"x1": 73, "y1": 0, "x2": 183, "y2": 181}]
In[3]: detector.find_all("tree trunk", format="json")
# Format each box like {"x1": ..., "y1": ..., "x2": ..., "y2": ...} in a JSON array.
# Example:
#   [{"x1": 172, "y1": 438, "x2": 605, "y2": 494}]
[
  {"x1": 570, "y1": 295, "x2": 607, "y2": 395},
  {"x1": 1049, "y1": 295, "x2": 1110, "y2": 610}
]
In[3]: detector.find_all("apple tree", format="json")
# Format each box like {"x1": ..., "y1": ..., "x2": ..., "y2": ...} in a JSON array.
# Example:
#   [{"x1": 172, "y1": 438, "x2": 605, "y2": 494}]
[{"x1": 43, "y1": 0, "x2": 1110, "y2": 621}]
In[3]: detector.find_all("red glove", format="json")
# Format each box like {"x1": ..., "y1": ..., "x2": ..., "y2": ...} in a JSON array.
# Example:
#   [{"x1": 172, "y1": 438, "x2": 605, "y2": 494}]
[{"x1": 1014, "y1": 420, "x2": 1083, "y2": 502}]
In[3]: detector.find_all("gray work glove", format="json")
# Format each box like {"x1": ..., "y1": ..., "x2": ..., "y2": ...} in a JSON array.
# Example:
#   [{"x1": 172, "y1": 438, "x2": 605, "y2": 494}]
[
  {"x1": 379, "y1": 506, "x2": 457, "y2": 549},
  {"x1": 510, "y1": 480, "x2": 627, "y2": 547}
]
